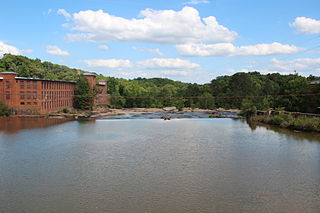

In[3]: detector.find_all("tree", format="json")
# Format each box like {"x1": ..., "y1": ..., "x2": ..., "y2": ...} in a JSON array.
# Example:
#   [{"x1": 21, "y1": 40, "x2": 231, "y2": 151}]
[
  {"x1": 0, "y1": 101, "x2": 11, "y2": 116},
  {"x1": 73, "y1": 77, "x2": 94, "y2": 110}
]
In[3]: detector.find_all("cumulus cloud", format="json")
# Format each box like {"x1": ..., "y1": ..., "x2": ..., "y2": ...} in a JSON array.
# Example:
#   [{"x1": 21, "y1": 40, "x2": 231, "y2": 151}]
[
  {"x1": 119, "y1": 70, "x2": 189, "y2": 78},
  {"x1": 57, "y1": 9, "x2": 71, "y2": 20},
  {"x1": 98, "y1": 45, "x2": 109, "y2": 51},
  {"x1": 64, "y1": 6, "x2": 237, "y2": 44},
  {"x1": 136, "y1": 58, "x2": 200, "y2": 69},
  {"x1": 0, "y1": 41, "x2": 22, "y2": 56},
  {"x1": 184, "y1": 0, "x2": 210, "y2": 5},
  {"x1": 132, "y1": 46, "x2": 164, "y2": 56},
  {"x1": 291, "y1": 17, "x2": 320, "y2": 34},
  {"x1": 84, "y1": 58, "x2": 200, "y2": 72},
  {"x1": 271, "y1": 57, "x2": 320, "y2": 73},
  {"x1": 227, "y1": 57, "x2": 320, "y2": 76},
  {"x1": 84, "y1": 59, "x2": 133, "y2": 69},
  {"x1": 46, "y1": 45, "x2": 70, "y2": 56},
  {"x1": 176, "y1": 42, "x2": 303, "y2": 56}
]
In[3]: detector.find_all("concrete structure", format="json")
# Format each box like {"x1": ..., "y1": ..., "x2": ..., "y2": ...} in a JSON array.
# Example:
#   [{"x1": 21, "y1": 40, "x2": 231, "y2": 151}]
[{"x1": 0, "y1": 72, "x2": 110, "y2": 114}]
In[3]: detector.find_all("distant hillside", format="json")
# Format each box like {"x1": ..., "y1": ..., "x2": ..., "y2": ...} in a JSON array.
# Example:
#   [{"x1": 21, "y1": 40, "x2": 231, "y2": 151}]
[
  {"x1": 0, "y1": 54, "x2": 85, "y2": 81},
  {"x1": 1, "y1": 54, "x2": 319, "y2": 113}
]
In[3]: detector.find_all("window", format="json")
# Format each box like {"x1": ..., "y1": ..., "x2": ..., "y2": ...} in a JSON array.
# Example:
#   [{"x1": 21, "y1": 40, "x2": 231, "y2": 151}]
[
  {"x1": 33, "y1": 81, "x2": 37, "y2": 89},
  {"x1": 27, "y1": 102, "x2": 31, "y2": 105},
  {"x1": 20, "y1": 91, "x2": 25, "y2": 100},
  {"x1": 33, "y1": 91, "x2": 37, "y2": 99},
  {"x1": 21, "y1": 102, "x2": 25, "y2": 105},
  {"x1": 27, "y1": 91, "x2": 31, "y2": 99},
  {"x1": 27, "y1": 81, "x2": 31, "y2": 89},
  {"x1": 5, "y1": 91, "x2": 10, "y2": 99},
  {"x1": 5, "y1": 81, "x2": 10, "y2": 89},
  {"x1": 20, "y1": 81, "x2": 25, "y2": 89},
  {"x1": 33, "y1": 102, "x2": 37, "y2": 105}
]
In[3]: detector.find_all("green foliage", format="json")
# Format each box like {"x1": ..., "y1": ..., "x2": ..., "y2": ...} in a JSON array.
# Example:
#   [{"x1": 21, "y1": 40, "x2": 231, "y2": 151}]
[
  {"x1": 0, "y1": 101, "x2": 11, "y2": 116},
  {"x1": 240, "y1": 99, "x2": 257, "y2": 117},
  {"x1": 73, "y1": 77, "x2": 94, "y2": 110},
  {"x1": 253, "y1": 114, "x2": 320, "y2": 132},
  {"x1": 0, "y1": 54, "x2": 80, "y2": 81},
  {"x1": 62, "y1": 108, "x2": 69, "y2": 113},
  {"x1": 1, "y1": 54, "x2": 319, "y2": 112}
]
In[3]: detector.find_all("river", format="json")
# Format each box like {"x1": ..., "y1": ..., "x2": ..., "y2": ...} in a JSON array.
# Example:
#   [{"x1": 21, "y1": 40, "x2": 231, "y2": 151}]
[{"x1": 0, "y1": 114, "x2": 319, "y2": 213}]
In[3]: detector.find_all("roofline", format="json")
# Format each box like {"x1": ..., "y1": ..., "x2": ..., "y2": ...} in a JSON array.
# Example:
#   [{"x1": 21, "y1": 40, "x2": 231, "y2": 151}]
[
  {"x1": 15, "y1": 77, "x2": 76, "y2": 83},
  {"x1": 83, "y1": 73, "x2": 96, "y2": 76},
  {"x1": 0, "y1": 72, "x2": 17, "y2": 74}
]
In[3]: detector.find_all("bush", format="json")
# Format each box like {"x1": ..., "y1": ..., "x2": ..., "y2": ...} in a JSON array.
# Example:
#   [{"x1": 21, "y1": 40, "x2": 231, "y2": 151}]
[
  {"x1": 292, "y1": 116, "x2": 320, "y2": 131},
  {"x1": 0, "y1": 101, "x2": 11, "y2": 116},
  {"x1": 62, "y1": 108, "x2": 69, "y2": 113},
  {"x1": 270, "y1": 114, "x2": 293, "y2": 126}
]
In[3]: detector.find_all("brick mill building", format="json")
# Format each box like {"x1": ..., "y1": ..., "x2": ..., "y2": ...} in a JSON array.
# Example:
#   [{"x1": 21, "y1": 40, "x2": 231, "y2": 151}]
[{"x1": 0, "y1": 72, "x2": 109, "y2": 114}]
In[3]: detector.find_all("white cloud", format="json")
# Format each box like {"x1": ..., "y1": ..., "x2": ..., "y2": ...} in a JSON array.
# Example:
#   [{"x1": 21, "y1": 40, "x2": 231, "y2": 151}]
[
  {"x1": 291, "y1": 17, "x2": 320, "y2": 34},
  {"x1": 57, "y1": 9, "x2": 71, "y2": 20},
  {"x1": 46, "y1": 45, "x2": 70, "y2": 56},
  {"x1": 158, "y1": 70, "x2": 189, "y2": 76},
  {"x1": 136, "y1": 58, "x2": 200, "y2": 69},
  {"x1": 176, "y1": 42, "x2": 303, "y2": 56},
  {"x1": 98, "y1": 45, "x2": 109, "y2": 51},
  {"x1": 227, "y1": 57, "x2": 320, "y2": 76},
  {"x1": 84, "y1": 59, "x2": 133, "y2": 69},
  {"x1": 271, "y1": 57, "x2": 320, "y2": 73},
  {"x1": 132, "y1": 46, "x2": 164, "y2": 56},
  {"x1": 118, "y1": 70, "x2": 189, "y2": 78},
  {"x1": 0, "y1": 41, "x2": 22, "y2": 56},
  {"x1": 184, "y1": 0, "x2": 210, "y2": 5},
  {"x1": 22, "y1": 49, "x2": 33, "y2": 54},
  {"x1": 65, "y1": 7, "x2": 237, "y2": 44}
]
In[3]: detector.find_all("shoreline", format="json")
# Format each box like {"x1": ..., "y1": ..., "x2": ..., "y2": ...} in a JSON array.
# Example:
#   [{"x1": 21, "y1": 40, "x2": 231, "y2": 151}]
[
  {"x1": 4, "y1": 108, "x2": 241, "y2": 119},
  {"x1": 249, "y1": 114, "x2": 320, "y2": 133}
]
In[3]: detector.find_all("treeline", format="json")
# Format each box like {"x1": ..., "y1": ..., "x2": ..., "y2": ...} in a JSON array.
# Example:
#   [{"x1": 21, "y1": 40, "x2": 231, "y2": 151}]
[
  {"x1": 211, "y1": 72, "x2": 320, "y2": 113},
  {"x1": 1, "y1": 54, "x2": 319, "y2": 113},
  {"x1": 103, "y1": 72, "x2": 320, "y2": 113},
  {"x1": 0, "y1": 54, "x2": 81, "y2": 81}
]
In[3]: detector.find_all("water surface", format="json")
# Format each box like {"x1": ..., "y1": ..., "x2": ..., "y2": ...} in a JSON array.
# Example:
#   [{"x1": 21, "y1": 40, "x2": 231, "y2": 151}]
[{"x1": 0, "y1": 116, "x2": 319, "y2": 213}]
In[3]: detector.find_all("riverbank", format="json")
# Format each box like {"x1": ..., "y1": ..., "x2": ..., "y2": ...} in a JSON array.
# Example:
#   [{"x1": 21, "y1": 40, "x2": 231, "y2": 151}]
[
  {"x1": 5, "y1": 108, "x2": 240, "y2": 119},
  {"x1": 250, "y1": 113, "x2": 320, "y2": 132}
]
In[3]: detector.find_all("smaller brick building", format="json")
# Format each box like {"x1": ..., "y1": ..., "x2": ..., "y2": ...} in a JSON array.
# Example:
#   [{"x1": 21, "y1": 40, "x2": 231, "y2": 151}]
[{"x1": 0, "y1": 72, "x2": 110, "y2": 114}]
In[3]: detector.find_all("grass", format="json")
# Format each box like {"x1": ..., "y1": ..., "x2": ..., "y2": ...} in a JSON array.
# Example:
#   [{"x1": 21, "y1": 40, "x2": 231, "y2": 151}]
[{"x1": 251, "y1": 113, "x2": 320, "y2": 132}]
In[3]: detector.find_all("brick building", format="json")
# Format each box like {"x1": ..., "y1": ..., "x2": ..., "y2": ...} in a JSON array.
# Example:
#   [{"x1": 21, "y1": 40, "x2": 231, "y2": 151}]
[{"x1": 0, "y1": 72, "x2": 109, "y2": 115}]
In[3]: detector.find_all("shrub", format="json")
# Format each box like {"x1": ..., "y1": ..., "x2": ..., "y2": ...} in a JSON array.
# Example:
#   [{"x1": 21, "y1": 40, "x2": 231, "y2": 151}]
[
  {"x1": 0, "y1": 101, "x2": 11, "y2": 116},
  {"x1": 62, "y1": 108, "x2": 69, "y2": 113}
]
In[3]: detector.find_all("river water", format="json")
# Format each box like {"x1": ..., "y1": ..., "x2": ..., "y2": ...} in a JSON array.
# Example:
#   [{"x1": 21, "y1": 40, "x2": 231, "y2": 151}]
[{"x1": 0, "y1": 114, "x2": 319, "y2": 213}]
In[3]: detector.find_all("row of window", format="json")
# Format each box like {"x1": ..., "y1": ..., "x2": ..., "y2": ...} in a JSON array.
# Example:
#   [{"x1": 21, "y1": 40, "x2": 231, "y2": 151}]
[
  {"x1": 18, "y1": 91, "x2": 74, "y2": 100},
  {"x1": 20, "y1": 80, "x2": 37, "y2": 89},
  {"x1": 41, "y1": 91, "x2": 73, "y2": 100},
  {"x1": 4, "y1": 80, "x2": 74, "y2": 90},
  {"x1": 41, "y1": 100, "x2": 72, "y2": 110},
  {"x1": 20, "y1": 91, "x2": 37, "y2": 100},
  {"x1": 41, "y1": 81, "x2": 74, "y2": 90},
  {"x1": 21, "y1": 102, "x2": 37, "y2": 105}
]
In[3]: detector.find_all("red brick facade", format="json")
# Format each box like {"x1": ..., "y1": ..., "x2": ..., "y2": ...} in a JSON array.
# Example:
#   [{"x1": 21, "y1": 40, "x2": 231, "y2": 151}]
[{"x1": 0, "y1": 72, "x2": 110, "y2": 115}]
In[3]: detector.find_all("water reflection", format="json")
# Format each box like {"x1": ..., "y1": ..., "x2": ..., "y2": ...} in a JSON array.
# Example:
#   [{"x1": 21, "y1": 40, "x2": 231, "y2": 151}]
[
  {"x1": 0, "y1": 118, "x2": 319, "y2": 212},
  {"x1": 0, "y1": 117, "x2": 74, "y2": 134},
  {"x1": 246, "y1": 120, "x2": 320, "y2": 142}
]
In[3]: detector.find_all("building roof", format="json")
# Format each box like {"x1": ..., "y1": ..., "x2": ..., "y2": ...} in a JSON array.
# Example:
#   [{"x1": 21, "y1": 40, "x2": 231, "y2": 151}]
[
  {"x1": 310, "y1": 80, "x2": 320, "y2": 84},
  {"x1": 83, "y1": 73, "x2": 96, "y2": 76},
  {"x1": 0, "y1": 71, "x2": 17, "y2": 74},
  {"x1": 15, "y1": 77, "x2": 76, "y2": 83}
]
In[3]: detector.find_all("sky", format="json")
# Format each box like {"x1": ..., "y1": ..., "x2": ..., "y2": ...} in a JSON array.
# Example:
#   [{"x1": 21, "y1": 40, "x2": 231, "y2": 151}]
[{"x1": 0, "y1": 0, "x2": 320, "y2": 83}]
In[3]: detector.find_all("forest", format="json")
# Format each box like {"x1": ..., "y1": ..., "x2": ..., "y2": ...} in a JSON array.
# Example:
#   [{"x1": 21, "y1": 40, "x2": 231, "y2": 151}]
[{"x1": 1, "y1": 54, "x2": 319, "y2": 113}]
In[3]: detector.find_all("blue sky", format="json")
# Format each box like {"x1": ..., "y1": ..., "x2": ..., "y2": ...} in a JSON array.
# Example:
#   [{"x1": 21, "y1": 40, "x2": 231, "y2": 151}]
[{"x1": 0, "y1": 0, "x2": 320, "y2": 83}]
